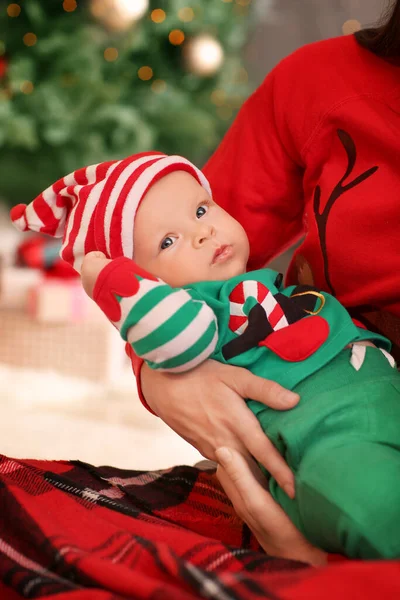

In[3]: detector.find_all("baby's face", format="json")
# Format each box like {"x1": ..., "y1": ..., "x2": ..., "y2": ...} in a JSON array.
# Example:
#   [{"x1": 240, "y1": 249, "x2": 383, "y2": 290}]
[{"x1": 133, "y1": 171, "x2": 250, "y2": 287}]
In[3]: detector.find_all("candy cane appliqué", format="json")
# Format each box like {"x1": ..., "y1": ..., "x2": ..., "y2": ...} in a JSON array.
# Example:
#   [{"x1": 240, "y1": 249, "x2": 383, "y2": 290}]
[{"x1": 228, "y1": 280, "x2": 289, "y2": 336}]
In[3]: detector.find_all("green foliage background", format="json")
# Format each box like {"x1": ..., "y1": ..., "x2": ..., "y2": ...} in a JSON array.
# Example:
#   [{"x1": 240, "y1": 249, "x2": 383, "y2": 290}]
[{"x1": 0, "y1": 0, "x2": 250, "y2": 204}]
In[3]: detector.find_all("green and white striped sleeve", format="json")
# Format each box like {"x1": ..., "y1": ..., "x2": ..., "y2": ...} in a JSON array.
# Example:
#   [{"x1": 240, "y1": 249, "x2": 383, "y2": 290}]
[{"x1": 114, "y1": 277, "x2": 219, "y2": 373}]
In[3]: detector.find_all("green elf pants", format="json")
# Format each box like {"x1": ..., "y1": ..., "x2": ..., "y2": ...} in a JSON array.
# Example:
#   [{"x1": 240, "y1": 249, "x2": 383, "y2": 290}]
[{"x1": 251, "y1": 347, "x2": 400, "y2": 559}]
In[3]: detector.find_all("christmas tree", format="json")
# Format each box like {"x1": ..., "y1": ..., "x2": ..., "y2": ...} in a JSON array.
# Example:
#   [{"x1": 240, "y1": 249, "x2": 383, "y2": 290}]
[{"x1": 0, "y1": 0, "x2": 251, "y2": 205}]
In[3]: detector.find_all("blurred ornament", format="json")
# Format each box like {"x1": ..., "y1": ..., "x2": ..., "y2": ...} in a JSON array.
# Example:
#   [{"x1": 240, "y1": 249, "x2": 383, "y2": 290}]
[
  {"x1": 17, "y1": 235, "x2": 78, "y2": 280},
  {"x1": 90, "y1": 0, "x2": 149, "y2": 31},
  {"x1": 184, "y1": 35, "x2": 224, "y2": 76},
  {"x1": 0, "y1": 55, "x2": 8, "y2": 79}
]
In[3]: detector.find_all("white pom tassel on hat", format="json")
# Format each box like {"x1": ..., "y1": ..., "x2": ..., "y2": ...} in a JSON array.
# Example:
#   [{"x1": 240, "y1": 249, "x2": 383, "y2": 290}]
[{"x1": 10, "y1": 152, "x2": 212, "y2": 274}]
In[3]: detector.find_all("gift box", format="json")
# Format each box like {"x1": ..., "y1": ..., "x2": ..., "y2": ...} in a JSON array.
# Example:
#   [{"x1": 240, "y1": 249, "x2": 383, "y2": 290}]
[
  {"x1": 0, "y1": 305, "x2": 127, "y2": 383},
  {"x1": 27, "y1": 277, "x2": 99, "y2": 324},
  {"x1": 0, "y1": 266, "x2": 42, "y2": 310},
  {"x1": 0, "y1": 253, "x2": 129, "y2": 382}
]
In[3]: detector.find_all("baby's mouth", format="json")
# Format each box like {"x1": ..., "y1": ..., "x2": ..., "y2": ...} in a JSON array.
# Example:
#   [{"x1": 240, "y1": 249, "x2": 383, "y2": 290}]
[{"x1": 212, "y1": 245, "x2": 233, "y2": 265}]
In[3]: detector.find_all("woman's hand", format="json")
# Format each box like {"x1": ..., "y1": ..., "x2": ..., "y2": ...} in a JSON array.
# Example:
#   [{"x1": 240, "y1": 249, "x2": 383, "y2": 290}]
[
  {"x1": 216, "y1": 447, "x2": 327, "y2": 566},
  {"x1": 141, "y1": 359, "x2": 299, "y2": 498}
]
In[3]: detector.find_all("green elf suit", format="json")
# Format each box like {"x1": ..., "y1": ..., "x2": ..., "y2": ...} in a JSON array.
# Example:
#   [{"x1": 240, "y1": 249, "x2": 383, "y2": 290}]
[{"x1": 94, "y1": 257, "x2": 400, "y2": 560}]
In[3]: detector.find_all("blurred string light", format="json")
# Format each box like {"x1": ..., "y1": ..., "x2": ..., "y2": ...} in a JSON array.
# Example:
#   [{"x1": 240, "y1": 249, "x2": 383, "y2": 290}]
[
  {"x1": 63, "y1": 0, "x2": 78, "y2": 12},
  {"x1": 342, "y1": 19, "x2": 361, "y2": 35},
  {"x1": 23, "y1": 33, "x2": 37, "y2": 47},
  {"x1": 138, "y1": 66, "x2": 153, "y2": 81},
  {"x1": 90, "y1": 0, "x2": 149, "y2": 31},
  {"x1": 210, "y1": 89, "x2": 226, "y2": 106},
  {"x1": 169, "y1": 29, "x2": 185, "y2": 46},
  {"x1": 7, "y1": 3, "x2": 21, "y2": 17},
  {"x1": 104, "y1": 47, "x2": 118, "y2": 61},
  {"x1": 178, "y1": 7, "x2": 194, "y2": 22},
  {"x1": 151, "y1": 9, "x2": 166, "y2": 23},
  {"x1": 20, "y1": 81, "x2": 34, "y2": 94},
  {"x1": 151, "y1": 79, "x2": 167, "y2": 93},
  {"x1": 184, "y1": 35, "x2": 224, "y2": 76}
]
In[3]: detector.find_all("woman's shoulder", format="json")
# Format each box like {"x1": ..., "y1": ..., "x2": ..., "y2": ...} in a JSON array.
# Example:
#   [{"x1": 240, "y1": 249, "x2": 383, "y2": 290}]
[
  {"x1": 274, "y1": 34, "x2": 398, "y2": 100},
  {"x1": 277, "y1": 35, "x2": 379, "y2": 75},
  {"x1": 268, "y1": 35, "x2": 399, "y2": 159}
]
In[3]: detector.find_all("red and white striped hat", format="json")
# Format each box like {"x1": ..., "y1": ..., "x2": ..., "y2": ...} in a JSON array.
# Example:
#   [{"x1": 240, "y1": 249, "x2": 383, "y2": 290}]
[{"x1": 10, "y1": 152, "x2": 212, "y2": 273}]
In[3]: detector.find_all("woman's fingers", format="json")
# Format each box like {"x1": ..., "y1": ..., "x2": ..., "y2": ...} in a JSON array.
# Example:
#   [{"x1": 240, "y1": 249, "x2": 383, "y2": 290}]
[
  {"x1": 216, "y1": 448, "x2": 290, "y2": 527},
  {"x1": 230, "y1": 404, "x2": 295, "y2": 497},
  {"x1": 232, "y1": 368, "x2": 300, "y2": 410},
  {"x1": 215, "y1": 448, "x2": 327, "y2": 567}
]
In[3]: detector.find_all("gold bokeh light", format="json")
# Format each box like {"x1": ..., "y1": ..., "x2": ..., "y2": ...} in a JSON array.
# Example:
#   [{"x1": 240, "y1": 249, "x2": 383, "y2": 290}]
[
  {"x1": 138, "y1": 66, "x2": 153, "y2": 81},
  {"x1": 63, "y1": 0, "x2": 78, "y2": 12},
  {"x1": 104, "y1": 47, "x2": 119, "y2": 61},
  {"x1": 169, "y1": 30, "x2": 185, "y2": 46},
  {"x1": 20, "y1": 81, "x2": 34, "y2": 94},
  {"x1": 151, "y1": 9, "x2": 166, "y2": 23},
  {"x1": 7, "y1": 4, "x2": 21, "y2": 17},
  {"x1": 178, "y1": 7, "x2": 194, "y2": 22},
  {"x1": 23, "y1": 33, "x2": 37, "y2": 47}
]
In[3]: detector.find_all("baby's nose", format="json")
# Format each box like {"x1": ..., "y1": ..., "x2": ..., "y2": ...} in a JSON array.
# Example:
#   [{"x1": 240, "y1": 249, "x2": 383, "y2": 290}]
[{"x1": 193, "y1": 225, "x2": 215, "y2": 247}]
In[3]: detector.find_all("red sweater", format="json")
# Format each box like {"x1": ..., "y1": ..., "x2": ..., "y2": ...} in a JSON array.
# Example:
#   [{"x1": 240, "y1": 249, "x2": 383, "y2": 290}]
[{"x1": 130, "y1": 34, "x2": 400, "y2": 408}]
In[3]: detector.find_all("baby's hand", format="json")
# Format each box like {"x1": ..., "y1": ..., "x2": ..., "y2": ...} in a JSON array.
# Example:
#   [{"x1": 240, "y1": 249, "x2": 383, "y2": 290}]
[{"x1": 81, "y1": 251, "x2": 112, "y2": 299}]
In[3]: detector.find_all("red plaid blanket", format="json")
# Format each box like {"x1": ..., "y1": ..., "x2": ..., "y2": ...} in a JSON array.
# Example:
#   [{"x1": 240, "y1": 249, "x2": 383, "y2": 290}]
[{"x1": 0, "y1": 454, "x2": 399, "y2": 599}]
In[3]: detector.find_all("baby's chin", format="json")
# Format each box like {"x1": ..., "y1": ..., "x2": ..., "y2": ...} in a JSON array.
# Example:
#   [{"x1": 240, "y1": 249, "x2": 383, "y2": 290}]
[
  {"x1": 202, "y1": 260, "x2": 247, "y2": 283},
  {"x1": 160, "y1": 259, "x2": 248, "y2": 287},
  {"x1": 216, "y1": 264, "x2": 246, "y2": 279}
]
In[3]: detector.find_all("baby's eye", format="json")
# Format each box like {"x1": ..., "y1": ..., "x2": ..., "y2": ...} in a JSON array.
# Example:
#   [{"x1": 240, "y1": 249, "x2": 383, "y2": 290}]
[
  {"x1": 160, "y1": 236, "x2": 175, "y2": 250},
  {"x1": 196, "y1": 205, "x2": 208, "y2": 218}
]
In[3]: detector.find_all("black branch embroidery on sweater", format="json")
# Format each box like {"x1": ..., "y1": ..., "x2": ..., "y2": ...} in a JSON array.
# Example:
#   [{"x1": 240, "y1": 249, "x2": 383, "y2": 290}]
[{"x1": 314, "y1": 129, "x2": 378, "y2": 295}]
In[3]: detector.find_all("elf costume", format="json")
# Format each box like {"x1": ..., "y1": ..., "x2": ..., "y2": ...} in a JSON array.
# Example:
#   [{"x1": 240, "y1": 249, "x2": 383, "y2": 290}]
[{"x1": 11, "y1": 151, "x2": 400, "y2": 559}]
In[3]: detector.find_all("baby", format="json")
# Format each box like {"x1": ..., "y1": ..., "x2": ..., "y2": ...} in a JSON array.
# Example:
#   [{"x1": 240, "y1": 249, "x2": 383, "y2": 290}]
[{"x1": 11, "y1": 152, "x2": 400, "y2": 560}]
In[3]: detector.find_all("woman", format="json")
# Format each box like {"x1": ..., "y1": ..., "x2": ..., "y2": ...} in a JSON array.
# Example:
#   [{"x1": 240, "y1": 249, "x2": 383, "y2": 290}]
[{"x1": 94, "y1": 0, "x2": 400, "y2": 564}]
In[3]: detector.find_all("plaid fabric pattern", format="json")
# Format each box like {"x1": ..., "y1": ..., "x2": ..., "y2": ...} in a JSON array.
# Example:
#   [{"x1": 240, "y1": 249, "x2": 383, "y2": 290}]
[{"x1": 1, "y1": 454, "x2": 399, "y2": 599}]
